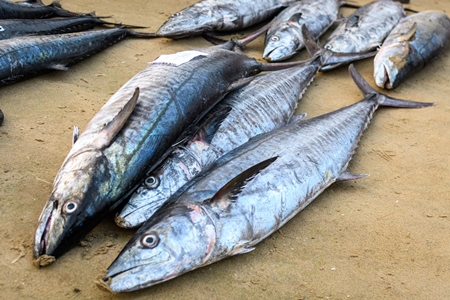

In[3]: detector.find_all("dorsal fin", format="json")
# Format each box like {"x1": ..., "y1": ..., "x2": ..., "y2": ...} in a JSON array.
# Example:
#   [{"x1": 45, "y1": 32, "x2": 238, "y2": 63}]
[
  {"x1": 94, "y1": 88, "x2": 139, "y2": 149},
  {"x1": 209, "y1": 156, "x2": 278, "y2": 207}
]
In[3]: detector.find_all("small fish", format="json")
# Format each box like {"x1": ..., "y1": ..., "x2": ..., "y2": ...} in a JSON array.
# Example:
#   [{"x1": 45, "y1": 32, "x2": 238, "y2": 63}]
[
  {"x1": 373, "y1": 10, "x2": 450, "y2": 89},
  {"x1": 156, "y1": 0, "x2": 296, "y2": 39},
  {"x1": 0, "y1": 109, "x2": 3, "y2": 126},
  {"x1": 322, "y1": 0, "x2": 406, "y2": 70},
  {"x1": 100, "y1": 65, "x2": 434, "y2": 292},
  {"x1": 263, "y1": 0, "x2": 341, "y2": 62},
  {"x1": 0, "y1": 28, "x2": 155, "y2": 86},
  {"x1": 0, "y1": 15, "x2": 139, "y2": 40},
  {"x1": 116, "y1": 25, "x2": 377, "y2": 229},
  {"x1": 32, "y1": 34, "x2": 317, "y2": 266},
  {"x1": 0, "y1": 0, "x2": 80, "y2": 19}
]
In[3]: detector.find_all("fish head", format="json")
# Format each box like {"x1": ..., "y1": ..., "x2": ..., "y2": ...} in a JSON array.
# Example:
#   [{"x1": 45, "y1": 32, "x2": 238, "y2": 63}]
[
  {"x1": 116, "y1": 146, "x2": 203, "y2": 228},
  {"x1": 263, "y1": 25, "x2": 301, "y2": 62},
  {"x1": 373, "y1": 42, "x2": 411, "y2": 89},
  {"x1": 105, "y1": 203, "x2": 216, "y2": 292},
  {"x1": 115, "y1": 168, "x2": 169, "y2": 228},
  {"x1": 156, "y1": 9, "x2": 213, "y2": 38},
  {"x1": 33, "y1": 149, "x2": 111, "y2": 261}
]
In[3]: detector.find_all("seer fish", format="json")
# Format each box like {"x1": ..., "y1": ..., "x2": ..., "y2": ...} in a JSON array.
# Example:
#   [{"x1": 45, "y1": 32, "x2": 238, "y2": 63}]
[
  {"x1": 0, "y1": 15, "x2": 141, "y2": 40},
  {"x1": 101, "y1": 65, "x2": 434, "y2": 292},
  {"x1": 33, "y1": 34, "x2": 318, "y2": 266},
  {"x1": 156, "y1": 0, "x2": 297, "y2": 39},
  {"x1": 263, "y1": 0, "x2": 341, "y2": 62},
  {"x1": 0, "y1": 28, "x2": 155, "y2": 86},
  {"x1": 322, "y1": 0, "x2": 405, "y2": 70},
  {"x1": 116, "y1": 26, "x2": 377, "y2": 229},
  {"x1": 0, "y1": 0, "x2": 80, "y2": 19},
  {"x1": 373, "y1": 10, "x2": 450, "y2": 89}
]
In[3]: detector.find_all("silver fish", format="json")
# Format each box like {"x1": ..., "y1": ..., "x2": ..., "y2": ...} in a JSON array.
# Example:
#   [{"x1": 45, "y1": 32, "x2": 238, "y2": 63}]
[
  {"x1": 373, "y1": 10, "x2": 450, "y2": 89},
  {"x1": 32, "y1": 38, "x2": 314, "y2": 266},
  {"x1": 0, "y1": 28, "x2": 155, "y2": 86},
  {"x1": 322, "y1": 0, "x2": 405, "y2": 70},
  {"x1": 100, "y1": 65, "x2": 434, "y2": 292},
  {"x1": 263, "y1": 0, "x2": 341, "y2": 62},
  {"x1": 156, "y1": 0, "x2": 296, "y2": 39}
]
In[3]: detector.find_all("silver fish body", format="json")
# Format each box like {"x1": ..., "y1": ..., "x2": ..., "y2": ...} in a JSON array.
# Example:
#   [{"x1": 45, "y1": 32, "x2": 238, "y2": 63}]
[
  {"x1": 263, "y1": 0, "x2": 340, "y2": 61},
  {"x1": 0, "y1": 16, "x2": 124, "y2": 40},
  {"x1": 0, "y1": 28, "x2": 153, "y2": 86},
  {"x1": 322, "y1": 0, "x2": 405, "y2": 70},
  {"x1": 102, "y1": 65, "x2": 434, "y2": 292},
  {"x1": 373, "y1": 10, "x2": 450, "y2": 89},
  {"x1": 156, "y1": 0, "x2": 296, "y2": 39},
  {"x1": 33, "y1": 42, "x2": 275, "y2": 263},
  {"x1": 116, "y1": 54, "x2": 326, "y2": 229}
]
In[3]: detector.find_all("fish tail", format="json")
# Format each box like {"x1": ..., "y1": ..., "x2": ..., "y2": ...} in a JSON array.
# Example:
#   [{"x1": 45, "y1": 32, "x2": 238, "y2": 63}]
[{"x1": 349, "y1": 64, "x2": 436, "y2": 108}]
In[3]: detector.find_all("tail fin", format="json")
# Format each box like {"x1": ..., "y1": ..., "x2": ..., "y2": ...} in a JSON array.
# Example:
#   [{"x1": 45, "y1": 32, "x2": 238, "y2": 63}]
[{"x1": 349, "y1": 64, "x2": 436, "y2": 108}]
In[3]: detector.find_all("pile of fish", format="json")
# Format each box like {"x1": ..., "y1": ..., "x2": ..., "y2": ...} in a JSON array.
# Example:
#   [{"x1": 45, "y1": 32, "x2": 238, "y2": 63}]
[
  {"x1": 22, "y1": 0, "x2": 447, "y2": 294},
  {"x1": 0, "y1": 0, "x2": 156, "y2": 86}
]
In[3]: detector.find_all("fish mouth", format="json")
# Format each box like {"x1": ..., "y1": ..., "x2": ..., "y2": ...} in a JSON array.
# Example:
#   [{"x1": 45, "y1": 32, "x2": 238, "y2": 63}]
[
  {"x1": 33, "y1": 200, "x2": 59, "y2": 267},
  {"x1": 383, "y1": 63, "x2": 394, "y2": 89}
]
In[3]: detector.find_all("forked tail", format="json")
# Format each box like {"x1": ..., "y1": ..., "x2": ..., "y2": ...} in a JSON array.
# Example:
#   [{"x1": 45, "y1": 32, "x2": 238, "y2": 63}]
[{"x1": 348, "y1": 64, "x2": 436, "y2": 108}]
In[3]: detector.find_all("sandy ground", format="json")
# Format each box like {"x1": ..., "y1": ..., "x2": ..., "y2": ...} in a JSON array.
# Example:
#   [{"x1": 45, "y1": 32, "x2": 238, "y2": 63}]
[{"x1": 0, "y1": 0, "x2": 449, "y2": 299}]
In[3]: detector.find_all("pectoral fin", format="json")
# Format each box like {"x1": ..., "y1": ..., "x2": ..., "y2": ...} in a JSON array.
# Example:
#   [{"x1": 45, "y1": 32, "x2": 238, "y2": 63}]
[
  {"x1": 399, "y1": 22, "x2": 417, "y2": 42},
  {"x1": 209, "y1": 156, "x2": 278, "y2": 208},
  {"x1": 94, "y1": 88, "x2": 139, "y2": 149}
]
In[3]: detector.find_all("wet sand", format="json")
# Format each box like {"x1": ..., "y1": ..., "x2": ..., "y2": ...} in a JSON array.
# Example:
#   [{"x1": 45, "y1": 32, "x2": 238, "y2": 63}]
[{"x1": 0, "y1": 0, "x2": 449, "y2": 299}]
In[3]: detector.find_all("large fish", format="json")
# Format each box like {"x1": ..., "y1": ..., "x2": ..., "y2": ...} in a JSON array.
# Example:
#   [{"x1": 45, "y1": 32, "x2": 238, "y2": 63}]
[
  {"x1": 116, "y1": 28, "x2": 377, "y2": 229},
  {"x1": 100, "y1": 65, "x2": 434, "y2": 292},
  {"x1": 322, "y1": 0, "x2": 405, "y2": 70},
  {"x1": 0, "y1": 28, "x2": 155, "y2": 86},
  {"x1": 263, "y1": 0, "x2": 341, "y2": 62},
  {"x1": 0, "y1": 0, "x2": 80, "y2": 19},
  {"x1": 155, "y1": 0, "x2": 296, "y2": 39},
  {"x1": 0, "y1": 15, "x2": 138, "y2": 40},
  {"x1": 373, "y1": 10, "x2": 450, "y2": 89},
  {"x1": 32, "y1": 36, "x2": 317, "y2": 266}
]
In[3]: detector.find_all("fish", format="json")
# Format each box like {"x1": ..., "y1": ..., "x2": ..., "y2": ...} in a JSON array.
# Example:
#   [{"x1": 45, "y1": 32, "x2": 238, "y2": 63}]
[
  {"x1": 155, "y1": 0, "x2": 296, "y2": 39},
  {"x1": 263, "y1": 0, "x2": 341, "y2": 62},
  {"x1": 322, "y1": 0, "x2": 406, "y2": 70},
  {"x1": 0, "y1": 0, "x2": 80, "y2": 19},
  {"x1": 116, "y1": 26, "x2": 378, "y2": 229},
  {"x1": 0, "y1": 28, "x2": 155, "y2": 86},
  {"x1": 0, "y1": 109, "x2": 3, "y2": 126},
  {"x1": 100, "y1": 64, "x2": 434, "y2": 292},
  {"x1": 0, "y1": 15, "x2": 141, "y2": 40},
  {"x1": 32, "y1": 35, "x2": 318, "y2": 266},
  {"x1": 373, "y1": 10, "x2": 450, "y2": 89}
]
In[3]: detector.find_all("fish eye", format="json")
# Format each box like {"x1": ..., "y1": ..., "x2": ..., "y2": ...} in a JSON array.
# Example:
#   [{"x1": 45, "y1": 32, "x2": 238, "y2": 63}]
[
  {"x1": 144, "y1": 175, "x2": 160, "y2": 189},
  {"x1": 270, "y1": 35, "x2": 280, "y2": 42},
  {"x1": 171, "y1": 12, "x2": 181, "y2": 17},
  {"x1": 141, "y1": 233, "x2": 159, "y2": 248},
  {"x1": 64, "y1": 201, "x2": 77, "y2": 214}
]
